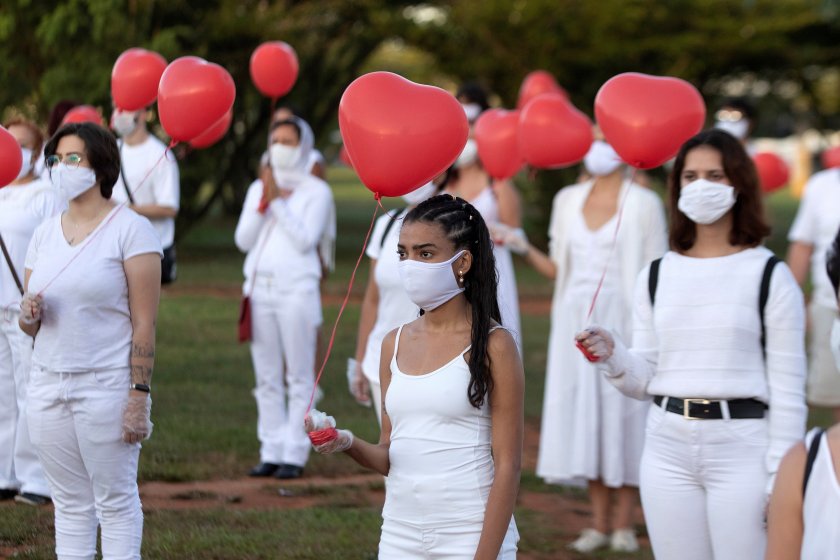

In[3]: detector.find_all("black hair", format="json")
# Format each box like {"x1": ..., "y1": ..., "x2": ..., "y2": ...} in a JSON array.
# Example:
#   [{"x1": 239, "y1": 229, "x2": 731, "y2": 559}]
[
  {"x1": 404, "y1": 194, "x2": 500, "y2": 408},
  {"x1": 827, "y1": 226, "x2": 840, "y2": 299},
  {"x1": 44, "y1": 122, "x2": 121, "y2": 199},
  {"x1": 270, "y1": 118, "x2": 301, "y2": 142},
  {"x1": 720, "y1": 97, "x2": 757, "y2": 122},
  {"x1": 456, "y1": 82, "x2": 490, "y2": 112}
]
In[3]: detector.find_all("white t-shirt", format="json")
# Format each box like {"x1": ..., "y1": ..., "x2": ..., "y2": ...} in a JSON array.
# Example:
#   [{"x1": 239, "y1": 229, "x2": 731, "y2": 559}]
[
  {"x1": 361, "y1": 210, "x2": 420, "y2": 382},
  {"x1": 788, "y1": 168, "x2": 840, "y2": 308},
  {"x1": 0, "y1": 179, "x2": 65, "y2": 309},
  {"x1": 25, "y1": 206, "x2": 162, "y2": 372},
  {"x1": 111, "y1": 136, "x2": 180, "y2": 247}
]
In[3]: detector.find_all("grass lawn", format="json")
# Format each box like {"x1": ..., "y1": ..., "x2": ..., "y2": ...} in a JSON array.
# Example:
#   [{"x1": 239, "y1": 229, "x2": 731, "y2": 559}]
[{"x1": 0, "y1": 169, "x2": 823, "y2": 558}]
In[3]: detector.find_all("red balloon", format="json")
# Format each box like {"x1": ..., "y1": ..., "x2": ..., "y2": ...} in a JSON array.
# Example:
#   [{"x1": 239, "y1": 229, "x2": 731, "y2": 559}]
[
  {"x1": 339, "y1": 72, "x2": 469, "y2": 198},
  {"x1": 753, "y1": 152, "x2": 789, "y2": 193},
  {"x1": 517, "y1": 70, "x2": 567, "y2": 109},
  {"x1": 518, "y1": 94, "x2": 593, "y2": 169},
  {"x1": 250, "y1": 42, "x2": 299, "y2": 98},
  {"x1": 189, "y1": 109, "x2": 233, "y2": 149},
  {"x1": 595, "y1": 73, "x2": 706, "y2": 169},
  {"x1": 158, "y1": 56, "x2": 236, "y2": 143},
  {"x1": 821, "y1": 146, "x2": 840, "y2": 170},
  {"x1": 0, "y1": 126, "x2": 23, "y2": 189},
  {"x1": 111, "y1": 48, "x2": 168, "y2": 111},
  {"x1": 474, "y1": 109, "x2": 524, "y2": 179},
  {"x1": 339, "y1": 145, "x2": 354, "y2": 169},
  {"x1": 62, "y1": 105, "x2": 103, "y2": 126}
]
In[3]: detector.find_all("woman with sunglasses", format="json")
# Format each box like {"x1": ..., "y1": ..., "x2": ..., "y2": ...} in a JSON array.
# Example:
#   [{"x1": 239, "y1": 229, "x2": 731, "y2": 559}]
[{"x1": 19, "y1": 122, "x2": 161, "y2": 559}]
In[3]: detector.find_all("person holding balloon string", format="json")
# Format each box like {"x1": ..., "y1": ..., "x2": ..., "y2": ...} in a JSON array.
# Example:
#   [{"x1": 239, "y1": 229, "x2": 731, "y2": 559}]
[
  {"x1": 501, "y1": 139, "x2": 667, "y2": 553},
  {"x1": 235, "y1": 115, "x2": 334, "y2": 480},
  {"x1": 575, "y1": 129, "x2": 807, "y2": 559},
  {"x1": 0, "y1": 119, "x2": 65, "y2": 508},
  {"x1": 19, "y1": 122, "x2": 161, "y2": 559},
  {"x1": 307, "y1": 194, "x2": 523, "y2": 559}
]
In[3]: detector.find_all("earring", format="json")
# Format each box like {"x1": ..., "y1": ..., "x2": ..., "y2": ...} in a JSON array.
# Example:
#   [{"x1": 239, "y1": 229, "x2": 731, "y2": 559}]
[{"x1": 458, "y1": 271, "x2": 464, "y2": 284}]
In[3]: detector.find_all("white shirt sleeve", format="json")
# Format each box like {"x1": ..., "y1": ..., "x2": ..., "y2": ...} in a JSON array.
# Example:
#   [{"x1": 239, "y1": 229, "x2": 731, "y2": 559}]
[
  {"x1": 599, "y1": 266, "x2": 659, "y2": 400},
  {"x1": 762, "y1": 262, "x2": 808, "y2": 490},
  {"x1": 268, "y1": 187, "x2": 332, "y2": 253},
  {"x1": 366, "y1": 212, "x2": 396, "y2": 261},
  {"x1": 151, "y1": 151, "x2": 180, "y2": 210},
  {"x1": 234, "y1": 181, "x2": 269, "y2": 253},
  {"x1": 643, "y1": 195, "x2": 668, "y2": 264},
  {"x1": 24, "y1": 221, "x2": 46, "y2": 273},
  {"x1": 122, "y1": 213, "x2": 163, "y2": 260},
  {"x1": 788, "y1": 178, "x2": 818, "y2": 244}
]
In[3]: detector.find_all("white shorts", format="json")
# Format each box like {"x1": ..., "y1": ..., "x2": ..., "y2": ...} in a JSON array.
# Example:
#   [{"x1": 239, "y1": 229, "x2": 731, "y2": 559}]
[
  {"x1": 807, "y1": 303, "x2": 840, "y2": 407},
  {"x1": 379, "y1": 517, "x2": 518, "y2": 559}
]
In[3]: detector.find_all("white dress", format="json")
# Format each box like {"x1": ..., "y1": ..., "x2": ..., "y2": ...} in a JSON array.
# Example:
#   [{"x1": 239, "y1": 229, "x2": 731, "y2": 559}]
[
  {"x1": 536, "y1": 212, "x2": 647, "y2": 487},
  {"x1": 469, "y1": 187, "x2": 521, "y2": 350},
  {"x1": 802, "y1": 428, "x2": 840, "y2": 558}
]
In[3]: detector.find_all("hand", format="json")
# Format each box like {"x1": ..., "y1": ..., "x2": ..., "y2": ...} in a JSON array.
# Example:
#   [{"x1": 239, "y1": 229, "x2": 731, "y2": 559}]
[
  {"x1": 574, "y1": 326, "x2": 615, "y2": 362},
  {"x1": 259, "y1": 166, "x2": 280, "y2": 203},
  {"x1": 304, "y1": 409, "x2": 354, "y2": 454},
  {"x1": 122, "y1": 393, "x2": 153, "y2": 443},
  {"x1": 504, "y1": 227, "x2": 529, "y2": 256},
  {"x1": 20, "y1": 293, "x2": 43, "y2": 324},
  {"x1": 347, "y1": 358, "x2": 372, "y2": 406}
]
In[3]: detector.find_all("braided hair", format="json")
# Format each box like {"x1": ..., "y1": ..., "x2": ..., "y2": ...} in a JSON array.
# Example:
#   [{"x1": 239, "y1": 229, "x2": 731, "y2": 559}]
[{"x1": 404, "y1": 194, "x2": 501, "y2": 408}]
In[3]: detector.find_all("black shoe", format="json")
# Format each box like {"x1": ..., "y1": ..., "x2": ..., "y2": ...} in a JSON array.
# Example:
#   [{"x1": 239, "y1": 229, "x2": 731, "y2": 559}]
[
  {"x1": 248, "y1": 462, "x2": 281, "y2": 477},
  {"x1": 14, "y1": 493, "x2": 51, "y2": 506},
  {"x1": 274, "y1": 464, "x2": 304, "y2": 479},
  {"x1": 0, "y1": 488, "x2": 17, "y2": 501}
]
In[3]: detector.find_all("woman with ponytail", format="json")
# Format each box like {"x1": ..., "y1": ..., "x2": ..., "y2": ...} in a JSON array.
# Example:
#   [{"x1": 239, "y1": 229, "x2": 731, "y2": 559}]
[{"x1": 307, "y1": 194, "x2": 524, "y2": 559}]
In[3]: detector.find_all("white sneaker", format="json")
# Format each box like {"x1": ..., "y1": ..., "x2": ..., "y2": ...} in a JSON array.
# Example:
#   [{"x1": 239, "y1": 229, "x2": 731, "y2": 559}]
[
  {"x1": 568, "y1": 528, "x2": 609, "y2": 553},
  {"x1": 610, "y1": 528, "x2": 639, "y2": 552}
]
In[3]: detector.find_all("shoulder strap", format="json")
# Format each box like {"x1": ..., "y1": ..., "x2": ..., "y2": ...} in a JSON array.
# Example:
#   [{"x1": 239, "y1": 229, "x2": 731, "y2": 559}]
[
  {"x1": 648, "y1": 257, "x2": 663, "y2": 306},
  {"x1": 0, "y1": 232, "x2": 24, "y2": 296},
  {"x1": 803, "y1": 428, "x2": 825, "y2": 497},
  {"x1": 380, "y1": 208, "x2": 405, "y2": 250},
  {"x1": 118, "y1": 142, "x2": 136, "y2": 205},
  {"x1": 759, "y1": 255, "x2": 782, "y2": 353}
]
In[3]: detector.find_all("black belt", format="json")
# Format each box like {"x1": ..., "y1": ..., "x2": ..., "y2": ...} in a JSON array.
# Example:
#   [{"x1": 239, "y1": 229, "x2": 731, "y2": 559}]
[{"x1": 653, "y1": 396, "x2": 767, "y2": 420}]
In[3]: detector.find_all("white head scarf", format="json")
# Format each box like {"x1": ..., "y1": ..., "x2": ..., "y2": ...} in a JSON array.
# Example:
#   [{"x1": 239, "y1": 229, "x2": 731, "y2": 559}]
[{"x1": 270, "y1": 115, "x2": 315, "y2": 188}]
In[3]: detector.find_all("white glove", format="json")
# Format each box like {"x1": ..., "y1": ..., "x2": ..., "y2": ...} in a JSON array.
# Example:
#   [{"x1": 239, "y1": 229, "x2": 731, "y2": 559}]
[
  {"x1": 20, "y1": 292, "x2": 43, "y2": 324},
  {"x1": 574, "y1": 326, "x2": 615, "y2": 362},
  {"x1": 346, "y1": 358, "x2": 371, "y2": 407},
  {"x1": 305, "y1": 409, "x2": 354, "y2": 454},
  {"x1": 504, "y1": 227, "x2": 529, "y2": 256},
  {"x1": 122, "y1": 394, "x2": 153, "y2": 443}
]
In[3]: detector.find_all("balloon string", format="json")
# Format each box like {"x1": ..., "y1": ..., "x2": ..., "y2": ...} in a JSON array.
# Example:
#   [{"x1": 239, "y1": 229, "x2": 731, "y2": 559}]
[
  {"x1": 36, "y1": 150, "x2": 169, "y2": 297},
  {"x1": 306, "y1": 201, "x2": 381, "y2": 414},
  {"x1": 584, "y1": 167, "x2": 637, "y2": 320}
]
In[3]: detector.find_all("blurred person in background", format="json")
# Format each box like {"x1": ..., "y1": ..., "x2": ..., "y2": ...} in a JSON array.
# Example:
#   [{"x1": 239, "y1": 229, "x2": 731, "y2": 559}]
[{"x1": 714, "y1": 97, "x2": 758, "y2": 154}]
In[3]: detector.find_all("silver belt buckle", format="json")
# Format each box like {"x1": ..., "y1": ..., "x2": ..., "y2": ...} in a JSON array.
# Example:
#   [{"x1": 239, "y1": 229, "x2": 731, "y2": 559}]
[{"x1": 683, "y1": 398, "x2": 712, "y2": 420}]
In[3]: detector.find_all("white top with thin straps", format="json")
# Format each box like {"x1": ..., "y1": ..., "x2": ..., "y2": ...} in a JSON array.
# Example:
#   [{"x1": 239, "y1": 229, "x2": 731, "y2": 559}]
[{"x1": 802, "y1": 428, "x2": 840, "y2": 558}]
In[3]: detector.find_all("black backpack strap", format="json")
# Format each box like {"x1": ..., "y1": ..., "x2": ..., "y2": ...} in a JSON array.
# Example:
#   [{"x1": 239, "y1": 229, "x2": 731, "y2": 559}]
[
  {"x1": 803, "y1": 428, "x2": 825, "y2": 497},
  {"x1": 118, "y1": 141, "x2": 136, "y2": 205},
  {"x1": 648, "y1": 257, "x2": 662, "y2": 306},
  {"x1": 759, "y1": 255, "x2": 782, "y2": 353},
  {"x1": 0, "y1": 232, "x2": 23, "y2": 296},
  {"x1": 379, "y1": 208, "x2": 405, "y2": 250}
]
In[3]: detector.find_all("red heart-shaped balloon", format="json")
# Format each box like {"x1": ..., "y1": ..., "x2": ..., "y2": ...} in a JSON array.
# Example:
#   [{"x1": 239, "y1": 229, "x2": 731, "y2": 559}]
[
  {"x1": 595, "y1": 73, "x2": 706, "y2": 169},
  {"x1": 518, "y1": 94, "x2": 593, "y2": 169},
  {"x1": 111, "y1": 48, "x2": 168, "y2": 111},
  {"x1": 62, "y1": 105, "x2": 103, "y2": 126},
  {"x1": 250, "y1": 41, "x2": 299, "y2": 99},
  {"x1": 0, "y1": 126, "x2": 23, "y2": 189},
  {"x1": 189, "y1": 109, "x2": 233, "y2": 149},
  {"x1": 339, "y1": 72, "x2": 469, "y2": 198},
  {"x1": 821, "y1": 146, "x2": 840, "y2": 170},
  {"x1": 158, "y1": 56, "x2": 236, "y2": 144},
  {"x1": 517, "y1": 70, "x2": 567, "y2": 109},
  {"x1": 753, "y1": 152, "x2": 789, "y2": 194},
  {"x1": 474, "y1": 109, "x2": 524, "y2": 179}
]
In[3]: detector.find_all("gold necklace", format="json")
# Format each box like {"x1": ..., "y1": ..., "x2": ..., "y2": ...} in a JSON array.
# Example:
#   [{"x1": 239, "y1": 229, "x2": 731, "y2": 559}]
[{"x1": 65, "y1": 206, "x2": 109, "y2": 245}]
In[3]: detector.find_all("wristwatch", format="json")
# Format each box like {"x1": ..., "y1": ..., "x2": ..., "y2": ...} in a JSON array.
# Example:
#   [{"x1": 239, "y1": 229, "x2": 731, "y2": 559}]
[{"x1": 130, "y1": 383, "x2": 151, "y2": 393}]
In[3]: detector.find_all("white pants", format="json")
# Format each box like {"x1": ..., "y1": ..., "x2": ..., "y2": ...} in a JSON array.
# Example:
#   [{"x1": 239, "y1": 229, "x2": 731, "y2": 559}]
[
  {"x1": 640, "y1": 401, "x2": 768, "y2": 560},
  {"x1": 250, "y1": 277, "x2": 321, "y2": 466},
  {"x1": 0, "y1": 306, "x2": 49, "y2": 495},
  {"x1": 806, "y1": 302, "x2": 840, "y2": 406},
  {"x1": 379, "y1": 517, "x2": 518, "y2": 559},
  {"x1": 27, "y1": 366, "x2": 143, "y2": 560}
]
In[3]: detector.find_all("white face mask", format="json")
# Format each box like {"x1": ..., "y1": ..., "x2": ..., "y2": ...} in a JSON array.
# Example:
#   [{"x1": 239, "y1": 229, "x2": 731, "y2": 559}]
[
  {"x1": 678, "y1": 178, "x2": 737, "y2": 225},
  {"x1": 269, "y1": 143, "x2": 301, "y2": 171},
  {"x1": 401, "y1": 182, "x2": 438, "y2": 206},
  {"x1": 583, "y1": 140, "x2": 622, "y2": 177},
  {"x1": 715, "y1": 119, "x2": 749, "y2": 141},
  {"x1": 455, "y1": 139, "x2": 478, "y2": 169},
  {"x1": 50, "y1": 165, "x2": 97, "y2": 200},
  {"x1": 462, "y1": 103, "x2": 482, "y2": 123},
  {"x1": 831, "y1": 317, "x2": 840, "y2": 372},
  {"x1": 112, "y1": 111, "x2": 139, "y2": 137},
  {"x1": 16, "y1": 148, "x2": 33, "y2": 180},
  {"x1": 398, "y1": 249, "x2": 466, "y2": 311}
]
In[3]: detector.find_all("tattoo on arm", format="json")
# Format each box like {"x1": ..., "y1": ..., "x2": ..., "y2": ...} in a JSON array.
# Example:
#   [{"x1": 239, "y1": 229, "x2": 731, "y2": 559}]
[
  {"x1": 131, "y1": 364, "x2": 154, "y2": 385},
  {"x1": 132, "y1": 343, "x2": 156, "y2": 359}
]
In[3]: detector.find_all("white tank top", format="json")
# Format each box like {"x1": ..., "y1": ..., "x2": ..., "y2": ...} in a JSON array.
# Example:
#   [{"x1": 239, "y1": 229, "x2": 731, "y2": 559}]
[
  {"x1": 802, "y1": 428, "x2": 840, "y2": 558},
  {"x1": 383, "y1": 325, "x2": 497, "y2": 528}
]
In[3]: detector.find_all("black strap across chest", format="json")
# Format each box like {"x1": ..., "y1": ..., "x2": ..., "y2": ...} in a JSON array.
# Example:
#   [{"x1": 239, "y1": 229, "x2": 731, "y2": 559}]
[{"x1": 0, "y1": 232, "x2": 24, "y2": 296}]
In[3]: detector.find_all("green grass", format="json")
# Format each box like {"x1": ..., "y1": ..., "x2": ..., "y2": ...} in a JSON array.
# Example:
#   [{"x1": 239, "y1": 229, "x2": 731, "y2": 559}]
[{"x1": 0, "y1": 173, "x2": 820, "y2": 558}]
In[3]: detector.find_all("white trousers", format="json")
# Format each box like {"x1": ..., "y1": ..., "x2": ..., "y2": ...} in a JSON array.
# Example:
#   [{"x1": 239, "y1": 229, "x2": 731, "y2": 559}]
[
  {"x1": 250, "y1": 277, "x2": 321, "y2": 466},
  {"x1": 0, "y1": 306, "x2": 49, "y2": 495},
  {"x1": 379, "y1": 518, "x2": 519, "y2": 559},
  {"x1": 640, "y1": 401, "x2": 769, "y2": 560},
  {"x1": 27, "y1": 366, "x2": 143, "y2": 560}
]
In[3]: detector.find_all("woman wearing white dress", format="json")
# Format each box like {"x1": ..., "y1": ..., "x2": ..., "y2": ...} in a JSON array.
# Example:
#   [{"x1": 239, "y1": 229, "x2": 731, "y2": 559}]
[
  {"x1": 577, "y1": 129, "x2": 807, "y2": 560},
  {"x1": 508, "y1": 140, "x2": 667, "y2": 552},
  {"x1": 0, "y1": 119, "x2": 64, "y2": 506},
  {"x1": 307, "y1": 194, "x2": 523, "y2": 559}
]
